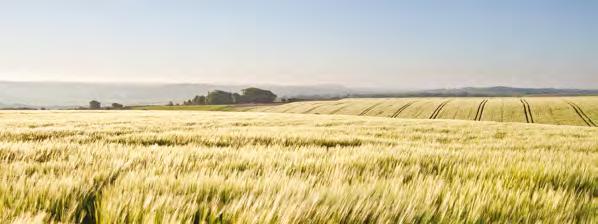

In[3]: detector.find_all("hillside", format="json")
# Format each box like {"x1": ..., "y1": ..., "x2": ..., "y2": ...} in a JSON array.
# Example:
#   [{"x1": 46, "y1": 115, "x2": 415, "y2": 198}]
[{"x1": 251, "y1": 96, "x2": 598, "y2": 127}]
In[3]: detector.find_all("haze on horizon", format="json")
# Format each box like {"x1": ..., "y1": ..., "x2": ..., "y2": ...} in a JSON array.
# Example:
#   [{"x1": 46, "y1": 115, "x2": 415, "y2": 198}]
[{"x1": 1, "y1": 0, "x2": 597, "y2": 89}]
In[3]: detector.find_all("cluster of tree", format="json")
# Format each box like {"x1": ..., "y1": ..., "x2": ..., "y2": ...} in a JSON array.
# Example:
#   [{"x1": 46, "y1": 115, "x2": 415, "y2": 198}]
[
  {"x1": 177, "y1": 87, "x2": 277, "y2": 105},
  {"x1": 88, "y1": 100, "x2": 125, "y2": 109}
]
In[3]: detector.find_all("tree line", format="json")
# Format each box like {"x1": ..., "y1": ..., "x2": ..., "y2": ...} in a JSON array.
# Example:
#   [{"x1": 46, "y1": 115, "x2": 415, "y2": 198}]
[
  {"x1": 176, "y1": 87, "x2": 277, "y2": 105},
  {"x1": 86, "y1": 87, "x2": 277, "y2": 109}
]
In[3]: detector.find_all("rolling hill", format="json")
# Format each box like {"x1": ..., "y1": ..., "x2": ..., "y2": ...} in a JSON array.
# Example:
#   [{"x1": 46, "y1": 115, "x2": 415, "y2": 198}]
[
  {"x1": 250, "y1": 96, "x2": 598, "y2": 127},
  {"x1": 1, "y1": 81, "x2": 597, "y2": 108}
]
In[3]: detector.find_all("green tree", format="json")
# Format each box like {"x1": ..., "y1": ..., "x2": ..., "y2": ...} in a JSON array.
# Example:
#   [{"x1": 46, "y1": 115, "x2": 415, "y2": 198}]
[
  {"x1": 89, "y1": 100, "x2": 101, "y2": 109},
  {"x1": 206, "y1": 90, "x2": 234, "y2": 105},
  {"x1": 192, "y1": 95, "x2": 206, "y2": 105},
  {"x1": 232, "y1": 93, "x2": 242, "y2": 104},
  {"x1": 240, "y1": 87, "x2": 277, "y2": 103},
  {"x1": 111, "y1": 103, "x2": 124, "y2": 109}
]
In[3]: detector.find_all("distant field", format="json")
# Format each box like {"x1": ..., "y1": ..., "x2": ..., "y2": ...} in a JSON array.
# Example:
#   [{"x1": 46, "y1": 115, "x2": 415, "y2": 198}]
[
  {"x1": 131, "y1": 105, "x2": 237, "y2": 111},
  {"x1": 131, "y1": 104, "x2": 265, "y2": 112},
  {"x1": 1, "y1": 111, "x2": 597, "y2": 223},
  {"x1": 250, "y1": 96, "x2": 598, "y2": 127}
]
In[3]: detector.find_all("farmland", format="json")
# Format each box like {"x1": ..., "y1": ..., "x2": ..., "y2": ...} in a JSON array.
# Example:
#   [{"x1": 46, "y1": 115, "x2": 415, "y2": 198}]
[
  {"x1": 1, "y1": 110, "x2": 597, "y2": 223},
  {"x1": 131, "y1": 104, "x2": 269, "y2": 112},
  {"x1": 250, "y1": 96, "x2": 598, "y2": 127},
  {"x1": 131, "y1": 105, "x2": 239, "y2": 111}
]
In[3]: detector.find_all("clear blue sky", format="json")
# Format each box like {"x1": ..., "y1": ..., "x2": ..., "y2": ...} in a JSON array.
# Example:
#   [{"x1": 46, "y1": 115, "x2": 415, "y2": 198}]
[{"x1": 1, "y1": 0, "x2": 597, "y2": 89}]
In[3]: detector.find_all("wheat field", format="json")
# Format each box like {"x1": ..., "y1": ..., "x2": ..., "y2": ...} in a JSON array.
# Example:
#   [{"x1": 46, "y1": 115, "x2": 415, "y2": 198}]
[
  {"x1": 1, "y1": 110, "x2": 597, "y2": 223},
  {"x1": 250, "y1": 97, "x2": 598, "y2": 127}
]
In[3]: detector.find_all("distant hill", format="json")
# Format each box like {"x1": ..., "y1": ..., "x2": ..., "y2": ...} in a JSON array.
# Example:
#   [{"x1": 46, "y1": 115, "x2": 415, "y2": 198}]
[
  {"x1": 1, "y1": 81, "x2": 596, "y2": 108},
  {"x1": 0, "y1": 81, "x2": 351, "y2": 108},
  {"x1": 352, "y1": 86, "x2": 598, "y2": 98}
]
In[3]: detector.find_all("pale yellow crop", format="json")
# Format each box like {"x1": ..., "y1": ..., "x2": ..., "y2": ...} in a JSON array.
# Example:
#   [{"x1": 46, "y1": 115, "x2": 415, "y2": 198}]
[{"x1": 1, "y1": 111, "x2": 596, "y2": 223}]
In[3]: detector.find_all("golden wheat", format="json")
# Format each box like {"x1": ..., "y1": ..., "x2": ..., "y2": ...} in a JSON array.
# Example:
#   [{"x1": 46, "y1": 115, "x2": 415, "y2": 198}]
[
  {"x1": 250, "y1": 96, "x2": 598, "y2": 127},
  {"x1": 0, "y1": 111, "x2": 597, "y2": 223}
]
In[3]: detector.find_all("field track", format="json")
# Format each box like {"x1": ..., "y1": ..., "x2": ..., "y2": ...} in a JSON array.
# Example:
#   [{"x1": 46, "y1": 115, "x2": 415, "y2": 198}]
[
  {"x1": 474, "y1": 99, "x2": 488, "y2": 121},
  {"x1": 390, "y1": 101, "x2": 415, "y2": 118},
  {"x1": 520, "y1": 99, "x2": 534, "y2": 123},
  {"x1": 566, "y1": 101, "x2": 596, "y2": 127},
  {"x1": 330, "y1": 105, "x2": 348, "y2": 114},
  {"x1": 303, "y1": 104, "x2": 326, "y2": 113},
  {"x1": 429, "y1": 100, "x2": 451, "y2": 119},
  {"x1": 358, "y1": 102, "x2": 383, "y2": 116}
]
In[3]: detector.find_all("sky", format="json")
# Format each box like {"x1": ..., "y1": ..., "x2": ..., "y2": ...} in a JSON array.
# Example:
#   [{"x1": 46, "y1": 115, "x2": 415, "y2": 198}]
[{"x1": 0, "y1": 0, "x2": 597, "y2": 89}]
